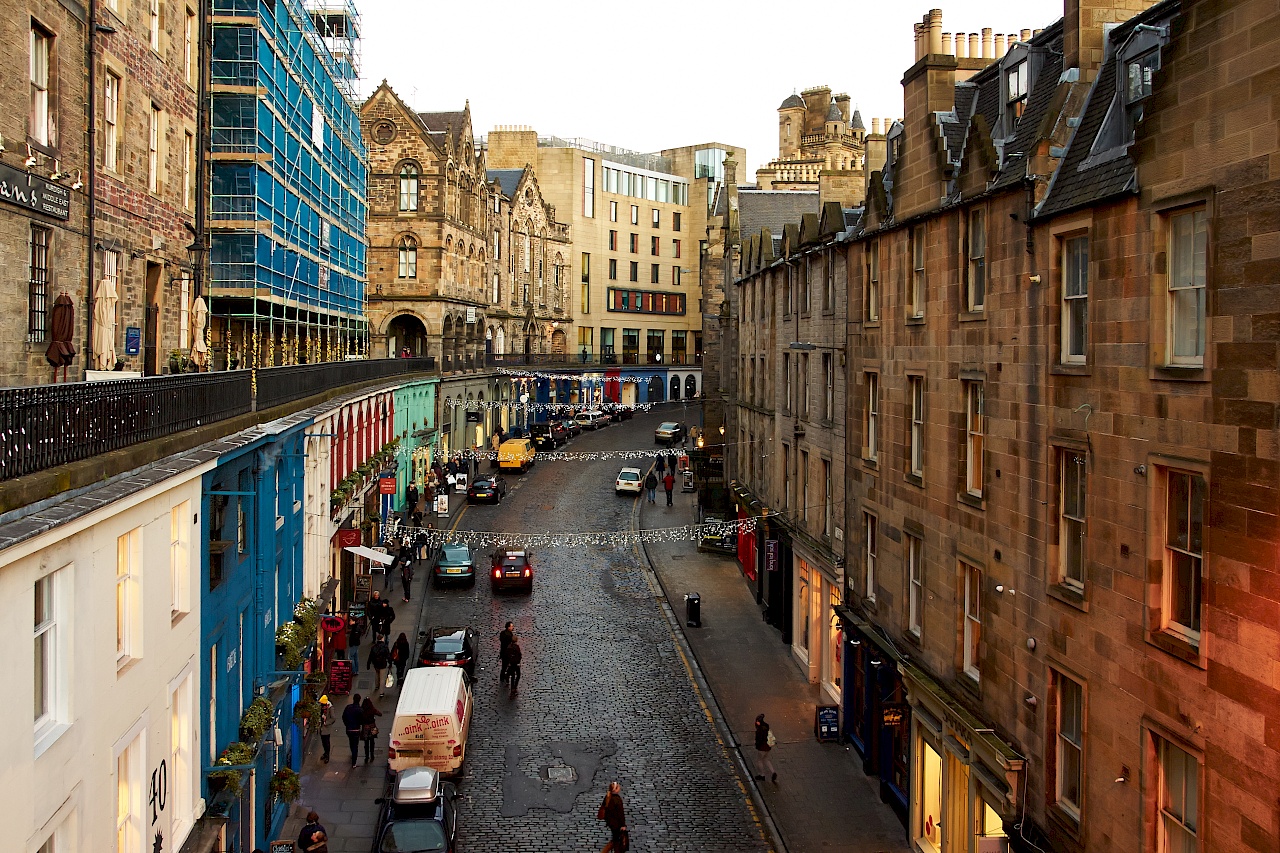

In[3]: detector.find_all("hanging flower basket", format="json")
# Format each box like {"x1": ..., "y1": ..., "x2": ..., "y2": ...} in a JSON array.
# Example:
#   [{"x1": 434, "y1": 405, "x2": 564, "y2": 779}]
[{"x1": 269, "y1": 767, "x2": 302, "y2": 803}]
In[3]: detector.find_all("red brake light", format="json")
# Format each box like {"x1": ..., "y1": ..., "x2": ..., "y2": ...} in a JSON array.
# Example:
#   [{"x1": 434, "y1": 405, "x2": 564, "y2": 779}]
[
  {"x1": 387, "y1": 747, "x2": 397, "y2": 759},
  {"x1": 493, "y1": 568, "x2": 501, "y2": 578},
  {"x1": 523, "y1": 568, "x2": 531, "y2": 577},
  {"x1": 452, "y1": 745, "x2": 463, "y2": 757}
]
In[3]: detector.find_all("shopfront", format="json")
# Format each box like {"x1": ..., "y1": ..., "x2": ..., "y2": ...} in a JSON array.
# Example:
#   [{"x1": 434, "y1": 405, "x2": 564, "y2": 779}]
[
  {"x1": 836, "y1": 606, "x2": 911, "y2": 827},
  {"x1": 904, "y1": 664, "x2": 1021, "y2": 853},
  {"x1": 791, "y1": 544, "x2": 842, "y2": 694}
]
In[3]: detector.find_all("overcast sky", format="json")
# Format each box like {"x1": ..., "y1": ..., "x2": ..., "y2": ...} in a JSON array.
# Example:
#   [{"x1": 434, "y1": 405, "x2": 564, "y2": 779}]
[{"x1": 357, "y1": 0, "x2": 1063, "y2": 178}]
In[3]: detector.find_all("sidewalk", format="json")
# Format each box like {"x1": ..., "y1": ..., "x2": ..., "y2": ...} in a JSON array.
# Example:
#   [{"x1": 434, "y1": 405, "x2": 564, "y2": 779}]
[
  {"x1": 640, "y1": 486, "x2": 909, "y2": 853},
  {"x1": 279, "y1": 490, "x2": 466, "y2": 851}
]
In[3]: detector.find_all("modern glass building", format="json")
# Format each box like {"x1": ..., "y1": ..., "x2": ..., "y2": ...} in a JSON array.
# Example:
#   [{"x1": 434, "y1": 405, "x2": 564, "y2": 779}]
[{"x1": 208, "y1": 0, "x2": 367, "y2": 370}]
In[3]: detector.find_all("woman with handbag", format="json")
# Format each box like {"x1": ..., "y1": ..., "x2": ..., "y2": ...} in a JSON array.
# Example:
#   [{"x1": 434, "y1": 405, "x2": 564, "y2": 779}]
[
  {"x1": 368, "y1": 637, "x2": 392, "y2": 698},
  {"x1": 360, "y1": 696, "x2": 383, "y2": 764},
  {"x1": 754, "y1": 713, "x2": 777, "y2": 783},
  {"x1": 598, "y1": 781, "x2": 627, "y2": 852}
]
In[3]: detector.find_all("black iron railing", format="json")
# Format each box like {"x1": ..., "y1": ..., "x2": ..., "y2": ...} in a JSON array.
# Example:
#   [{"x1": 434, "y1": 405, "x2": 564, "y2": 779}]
[
  {"x1": 256, "y1": 358, "x2": 435, "y2": 410},
  {"x1": 485, "y1": 352, "x2": 704, "y2": 368},
  {"x1": 0, "y1": 357, "x2": 438, "y2": 482},
  {"x1": 0, "y1": 372, "x2": 253, "y2": 481}
]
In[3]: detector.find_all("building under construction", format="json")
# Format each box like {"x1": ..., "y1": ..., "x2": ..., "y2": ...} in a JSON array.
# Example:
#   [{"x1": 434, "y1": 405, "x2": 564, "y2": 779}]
[{"x1": 208, "y1": 0, "x2": 367, "y2": 370}]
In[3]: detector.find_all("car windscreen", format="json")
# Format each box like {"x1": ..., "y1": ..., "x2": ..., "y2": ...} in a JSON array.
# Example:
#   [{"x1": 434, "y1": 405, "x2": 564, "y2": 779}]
[
  {"x1": 380, "y1": 819, "x2": 447, "y2": 852},
  {"x1": 619, "y1": 472, "x2": 640, "y2": 481}
]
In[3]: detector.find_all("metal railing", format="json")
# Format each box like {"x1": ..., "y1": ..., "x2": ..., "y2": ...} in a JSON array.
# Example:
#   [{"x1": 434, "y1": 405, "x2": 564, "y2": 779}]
[
  {"x1": 256, "y1": 357, "x2": 435, "y2": 410},
  {"x1": 0, "y1": 357, "x2": 437, "y2": 482},
  {"x1": 484, "y1": 352, "x2": 704, "y2": 369},
  {"x1": 0, "y1": 372, "x2": 253, "y2": 481}
]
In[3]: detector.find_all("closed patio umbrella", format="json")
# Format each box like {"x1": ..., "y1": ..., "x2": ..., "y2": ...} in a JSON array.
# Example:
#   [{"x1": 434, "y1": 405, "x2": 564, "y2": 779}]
[
  {"x1": 190, "y1": 296, "x2": 209, "y2": 369},
  {"x1": 45, "y1": 292, "x2": 77, "y2": 380},
  {"x1": 92, "y1": 277, "x2": 118, "y2": 371}
]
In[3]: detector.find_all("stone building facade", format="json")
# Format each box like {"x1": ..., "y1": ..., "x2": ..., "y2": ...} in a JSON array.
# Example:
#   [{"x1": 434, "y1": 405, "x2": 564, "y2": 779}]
[
  {"x1": 755, "y1": 85, "x2": 869, "y2": 208},
  {"x1": 723, "y1": 0, "x2": 1280, "y2": 851},
  {"x1": 93, "y1": 0, "x2": 200, "y2": 376},
  {"x1": 0, "y1": 0, "x2": 87, "y2": 387}
]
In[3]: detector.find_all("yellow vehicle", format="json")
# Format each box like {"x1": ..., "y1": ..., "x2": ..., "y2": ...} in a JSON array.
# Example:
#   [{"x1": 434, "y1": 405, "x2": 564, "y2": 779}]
[{"x1": 497, "y1": 438, "x2": 536, "y2": 473}]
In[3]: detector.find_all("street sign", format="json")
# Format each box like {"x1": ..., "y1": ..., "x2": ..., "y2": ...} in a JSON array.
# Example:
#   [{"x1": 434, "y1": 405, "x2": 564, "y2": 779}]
[{"x1": 125, "y1": 326, "x2": 141, "y2": 355}]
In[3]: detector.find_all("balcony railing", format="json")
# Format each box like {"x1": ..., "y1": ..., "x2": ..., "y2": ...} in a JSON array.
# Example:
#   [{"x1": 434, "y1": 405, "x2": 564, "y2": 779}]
[
  {"x1": 0, "y1": 357, "x2": 437, "y2": 483},
  {"x1": 484, "y1": 352, "x2": 703, "y2": 369},
  {"x1": 0, "y1": 372, "x2": 252, "y2": 481}
]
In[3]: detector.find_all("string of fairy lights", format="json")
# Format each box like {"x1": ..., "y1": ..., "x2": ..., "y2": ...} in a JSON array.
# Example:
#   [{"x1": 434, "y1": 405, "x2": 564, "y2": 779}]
[
  {"x1": 495, "y1": 367, "x2": 678, "y2": 383},
  {"x1": 443, "y1": 399, "x2": 656, "y2": 413},
  {"x1": 382, "y1": 516, "x2": 757, "y2": 550}
]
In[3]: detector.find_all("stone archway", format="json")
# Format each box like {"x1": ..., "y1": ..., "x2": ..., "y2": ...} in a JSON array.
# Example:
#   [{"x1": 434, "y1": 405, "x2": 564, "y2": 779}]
[
  {"x1": 670, "y1": 375, "x2": 681, "y2": 400},
  {"x1": 648, "y1": 376, "x2": 664, "y2": 403},
  {"x1": 685, "y1": 374, "x2": 698, "y2": 398},
  {"x1": 387, "y1": 312, "x2": 428, "y2": 358},
  {"x1": 551, "y1": 328, "x2": 567, "y2": 354}
]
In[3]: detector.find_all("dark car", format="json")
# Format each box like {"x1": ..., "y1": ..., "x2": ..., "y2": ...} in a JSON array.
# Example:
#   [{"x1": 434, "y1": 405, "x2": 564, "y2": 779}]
[
  {"x1": 560, "y1": 418, "x2": 581, "y2": 438},
  {"x1": 372, "y1": 767, "x2": 458, "y2": 853},
  {"x1": 529, "y1": 422, "x2": 562, "y2": 451},
  {"x1": 432, "y1": 542, "x2": 475, "y2": 587},
  {"x1": 490, "y1": 548, "x2": 533, "y2": 593},
  {"x1": 605, "y1": 402, "x2": 634, "y2": 421},
  {"x1": 466, "y1": 474, "x2": 507, "y2": 504},
  {"x1": 417, "y1": 626, "x2": 477, "y2": 678}
]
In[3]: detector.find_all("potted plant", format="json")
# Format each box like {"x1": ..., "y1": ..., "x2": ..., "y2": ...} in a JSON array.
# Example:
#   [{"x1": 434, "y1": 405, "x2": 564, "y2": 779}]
[
  {"x1": 275, "y1": 620, "x2": 308, "y2": 670},
  {"x1": 239, "y1": 696, "x2": 275, "y2": 744},
  {"x1": 208, "y1": 741, "x2": 256, "y2": 796},
  {"x1": 293, "y1": 694, "x2": 320, "y2": 730},
  {"x1": 169, "y1": 349, "x2": 182, "y2": 374},
  {"x1": 269, "y1": 767, "x2": 302, "y2": 803}
]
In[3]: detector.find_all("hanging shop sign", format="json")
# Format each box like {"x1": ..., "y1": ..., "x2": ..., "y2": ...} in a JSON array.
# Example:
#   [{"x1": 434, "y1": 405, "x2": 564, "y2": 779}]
[
  {"x1": 0, "y1": 161, "x2": 70, "y2": 219},
  {"x1": 765, "y1": 539, "x2": 779, "y2": 572},
  {"x1": 379, "y1": 477, "x2": 397, "y2": 495},
  {"x1": 465, "y1": 410, "x2": 482, "y2": 423},
  {"x1": 882, "y1": 704, "x2": 908, "y2": 728},
  {"x1": 320, "y1": 615, "x2": 346, "y2": 633},
  {"x1": 337, "y1": 528, "x2": 361, "y2": 548}
]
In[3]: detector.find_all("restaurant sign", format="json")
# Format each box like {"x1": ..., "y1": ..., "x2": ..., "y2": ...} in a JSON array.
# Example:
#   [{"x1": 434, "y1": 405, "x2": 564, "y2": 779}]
[{"x1": 0, "y1": 161, "x2": 70, "y2": 220}]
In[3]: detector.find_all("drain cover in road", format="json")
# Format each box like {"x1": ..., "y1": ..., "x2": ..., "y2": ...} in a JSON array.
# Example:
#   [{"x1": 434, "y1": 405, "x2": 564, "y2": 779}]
[{"x1": 545, "y1": 764, "x2": 576, "y2": 783}]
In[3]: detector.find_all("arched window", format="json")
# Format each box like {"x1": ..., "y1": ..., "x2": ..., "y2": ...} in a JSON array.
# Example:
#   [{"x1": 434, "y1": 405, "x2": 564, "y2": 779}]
[
  {"x1": 685, "y1": 375, "x2": 697, "y2": 398},
  {"x1": 671, "y1": 375, "x2": 681, "y2": 400},
  {"x1": 398, "y1": 235, "x2": 417, "y2": 278},
  {"x1": 399, "y1": 164, "x2": 418, "y2": 211}
]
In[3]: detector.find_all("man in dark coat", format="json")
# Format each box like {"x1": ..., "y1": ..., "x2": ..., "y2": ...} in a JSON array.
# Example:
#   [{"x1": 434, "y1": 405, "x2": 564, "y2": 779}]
[
  {"x1": 499, "y1": 622, "x2": 515, "y2": 682},
  {"x1": 341, "y1": 694, "x2": 364, "y2": 766},
  {"x1": 644, "y1": 471, "x2": 658, "y2": 505},
  {"x1": 367, "y1": 591, "x2": 393, "y2": 639},
  {"x1": 503, "y1": 635, "x2": 523, "y2": 691}
]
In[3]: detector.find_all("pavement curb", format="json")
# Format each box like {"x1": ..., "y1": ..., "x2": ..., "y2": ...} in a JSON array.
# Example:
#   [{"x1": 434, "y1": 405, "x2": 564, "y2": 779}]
[{"x1": 632, "y1": 490, "x2": 789, "y2": 853}]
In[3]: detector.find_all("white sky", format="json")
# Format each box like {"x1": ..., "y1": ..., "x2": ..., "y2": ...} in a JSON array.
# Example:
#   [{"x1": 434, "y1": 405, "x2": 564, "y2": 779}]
[{"x1": 357, "y1": 0, "x2": 1063, "y2": 177}]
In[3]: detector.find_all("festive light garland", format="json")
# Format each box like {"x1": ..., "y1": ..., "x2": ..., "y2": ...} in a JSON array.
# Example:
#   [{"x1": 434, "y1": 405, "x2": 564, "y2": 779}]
[
  {"x1": 449, "y1": 448, "x2": 687, "y2": 462},
  {"x1": 496, "y1": 367, "x2": 677, "y2": 383},
  {"x1": 382, "y1": 517, "x2": 756, "y2": 549},
  {"x1": 443, "y1": 399, "x2": 654, "y2": 413}
]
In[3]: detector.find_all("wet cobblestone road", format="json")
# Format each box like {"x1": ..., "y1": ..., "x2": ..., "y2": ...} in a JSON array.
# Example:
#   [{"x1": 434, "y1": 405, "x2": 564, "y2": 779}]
[{"x1": 423, "y1": 411, "x2": 770, "y2": 852}]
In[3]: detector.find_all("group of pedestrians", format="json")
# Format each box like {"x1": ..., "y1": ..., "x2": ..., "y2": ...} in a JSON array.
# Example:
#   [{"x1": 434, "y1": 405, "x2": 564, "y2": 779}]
[
  {"x1": 340, "y1": 692, "x2": 384, "y2": 766},
  {"x1": 644, "y1": 452, "x2": 679, "y2": 507},
  {"x1": 498, "y1": 621, "x2": 523, "y2": 692}
]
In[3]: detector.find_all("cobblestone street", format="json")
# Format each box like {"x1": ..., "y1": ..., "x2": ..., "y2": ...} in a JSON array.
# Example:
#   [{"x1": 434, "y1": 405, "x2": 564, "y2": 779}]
[{"x1": 295, "y1": 410, "x2": 771, "y2": 851}]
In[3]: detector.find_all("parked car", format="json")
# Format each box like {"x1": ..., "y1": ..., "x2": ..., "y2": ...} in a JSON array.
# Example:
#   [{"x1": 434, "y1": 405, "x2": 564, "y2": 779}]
[
  {"x1": 615, "y1": 467, "x2": 643, "y2": 495},
  {"x1": 433, "y1": 542, "x2": 475, "y2": 587},
  {"x1": 498, "y1": 438, "x2": 536, "y2": 473},
  {"x1": 529, "y1": 421, "x2": 565, "y2": 451},
  {"x1": 655, "y1": 422, "x2": 685, "y2": 445},
  {"x1": 490, "y1": 548, "x2": 533, "y2": 593},
  {"x1": 698, "y1": 515, "x2": 737, "y2": 554},
  {"x1": 605, "y1": 402, "x2": 634, "y2": 421},
  {"x1": 417, "y1": 626, "x2": 478, "y2": 679},
  {"x1": 574, "y1": 411, "x2": 597, "y2": 431},
  {"x1": 372, "y1": 766, "x2": 459, "y2": 853},
  {"x1": 466, "y1": 474, "x2": 507, "y2": 504},
  {"x1": 589, "y1": 410, "x2": 611, "y2": 428},
  {"x1": 560, "y1": 418, "x2": 582, "y2": 438}
]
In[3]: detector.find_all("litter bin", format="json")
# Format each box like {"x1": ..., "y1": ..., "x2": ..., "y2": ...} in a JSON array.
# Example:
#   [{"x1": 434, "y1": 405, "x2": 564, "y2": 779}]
[{"x1": 685, "y1": 592, "x2": 701, "y2": 627}]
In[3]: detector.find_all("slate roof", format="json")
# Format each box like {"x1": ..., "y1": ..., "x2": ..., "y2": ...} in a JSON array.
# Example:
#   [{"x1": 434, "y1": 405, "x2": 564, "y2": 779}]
[
  {"x1": 1036, "y1": 2, "x2": 1178, "y2": 217},
  {"x1": 487, "y1": 168, "x2": 526, "y2": 199},
  {"x1": 738, "y1": 190, "x2": 822, "y2": 243},
  {"x1": 418, "y1": 110, "x2": 466, "y2": 146},
  {"x1": 779, "y1": 93, "x2": 805, "y2": 109},
  {"x1": 850, "y1": 109, "x2": 865, "y2": 130},
  {"x1": 827, "y1": 101, "x2": 843, "y2": 121}
]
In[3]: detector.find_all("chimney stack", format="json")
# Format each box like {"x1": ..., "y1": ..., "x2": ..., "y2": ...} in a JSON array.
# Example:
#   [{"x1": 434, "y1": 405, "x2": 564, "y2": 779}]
[
  {"x1": 928, "y1": 9, "x2": 944, "y2": 54},
  {"x1": 982, "y1": 27, "x2": 994, "y2": 58},
  {"x1": 871, "y1": 118, "x2": 881, "y2": 134},
  {"x1": 969, "y1": 33, "x2": 981, "y2": 58},
  {"x1": 942, "y1": 32, "x2": 953, "y2": 55},
  {"x1": 1064, "y1": 0, "x2": 1156, "y2": 83},
  {"x1": 995, "y1": 34, "x2": 1006, "y2": 55},
  {"x1": 1022, "y1": 28, "x2": 1032, "y2": 41}
]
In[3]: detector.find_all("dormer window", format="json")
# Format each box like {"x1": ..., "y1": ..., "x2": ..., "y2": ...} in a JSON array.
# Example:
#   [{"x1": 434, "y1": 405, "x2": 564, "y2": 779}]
[
  {"x1": 1007, "y1": 60, "x2": 1029, "y2": 121},
  {"x1": 1126, "y1": 50, "x2": 1159, "y2": 102}
]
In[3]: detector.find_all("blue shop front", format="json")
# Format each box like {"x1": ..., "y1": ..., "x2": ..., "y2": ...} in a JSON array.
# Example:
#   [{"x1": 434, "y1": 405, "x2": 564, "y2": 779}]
[{"x1": 198, "y1": 416, "x2": 313, "y2": 851}]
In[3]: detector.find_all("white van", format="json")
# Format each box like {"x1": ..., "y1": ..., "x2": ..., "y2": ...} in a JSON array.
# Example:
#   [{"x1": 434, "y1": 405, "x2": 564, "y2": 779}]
[{"x1": 387, "y1": 668, "x2": 473, "y2": 775}]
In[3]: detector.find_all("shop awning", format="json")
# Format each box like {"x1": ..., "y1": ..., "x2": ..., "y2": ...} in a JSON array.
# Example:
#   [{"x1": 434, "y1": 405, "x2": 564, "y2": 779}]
[
  {"x1": 344, "y1": 545, "x2": 393, "y2": 564},
  {"x1": 834, "y1": 605, "x2": 904, "y2": 664}
]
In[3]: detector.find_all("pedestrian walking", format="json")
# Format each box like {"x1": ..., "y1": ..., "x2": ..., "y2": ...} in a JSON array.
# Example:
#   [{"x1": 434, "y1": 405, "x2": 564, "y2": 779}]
[
  {"x1": 654, "y1": 453, "x2": 665, "y2": 476},
  {"x1": 346, "y1": 612, "x2": 364, "y2": 674},
  {"x1": 504, "y1": 635, "x2": 523, "y2": 692},
  {"x1": 360, "y1": 696, "x2": 383, "y2": 763},
  {"x1": 400, "y1": 560, "x2": 413, "y2": 602},
  {"x1": 368, "y1": 636, "x2": 392, "y2": 698},
  {"x1": 643, "y1": 471, "x2": 658, "y2": 504},
  {"x1": 663, "y1": 471, "x2": 675, "y2": 507},
  {"x1": 297, "y1": 810, "x2": 329, "y2": 853},
  {"x1": 342, "y1": 694, "x2": 363, "y2": 766},
  {"x1": 405, "y1": 483, "x2": 419, "y2": 514},
  {"x1": 499, "y1": 622, "x2": 514, "y2": 682},
  {"x1": 666, "y1": 452, "x2": 677, "y2": 474},
  {"x1": 317, "y1": 695, "x2": 333, "y2": 763},
  {"x1": 392, "y1": 632, "x2": 411, "y2": 686},
  {"x1": 597, "y1": 781, "x2": 628, "y2": 853},
  {"x1": 367, "y1": 591, "x2": 392, "y2": 639},
  {"x1": 754, "y1": 713, "x2": 778, "y2": 783}
]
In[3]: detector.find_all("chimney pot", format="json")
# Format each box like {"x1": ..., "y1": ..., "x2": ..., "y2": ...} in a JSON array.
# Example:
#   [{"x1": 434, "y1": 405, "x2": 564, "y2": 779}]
[
  {"x1": 942, "y1": 32, "x2": 953, "y2": 55},
  {"x1": 982, "y1": 27, "x2": 994, "y2": 59},
  {"x1": 969, "y1": 33, "x2": 981, "y2": 57},
  {"x1": 995, "y1": 34, "x2": 1006, "y2": 55},
  {"x1": 928, "y1": 8, "x2": 944, "y2": 55},
  {"x1": 872, "y1": 118, "x2": 881, "y2": 134},
  {"x1": 955, "y1": 32, "x2": 967, "y2": 57},
  {"x1": 1033, "y1": 28, "x2": 1042, "y2": 36}
]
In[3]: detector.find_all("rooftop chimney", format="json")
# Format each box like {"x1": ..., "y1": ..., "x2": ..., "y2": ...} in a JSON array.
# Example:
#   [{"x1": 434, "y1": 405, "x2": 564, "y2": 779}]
[
  {"x1": 1064, "y1": 0, "x2": 1159, "y2": 83},
  {"x1": 995, "y1": 34, "x2": 1006, "y2": 55},
  {"x1": 928, "y1": 9, "x2": 944, "y2": 54},
  {"x1": 969, "y1": 33, "x2": 981, "y2": 58},
  {"x1": 982, "y1": 27, "x2": 994, "y2": 58}
]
